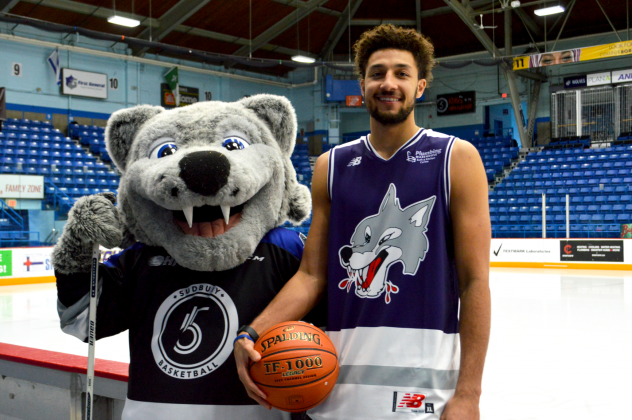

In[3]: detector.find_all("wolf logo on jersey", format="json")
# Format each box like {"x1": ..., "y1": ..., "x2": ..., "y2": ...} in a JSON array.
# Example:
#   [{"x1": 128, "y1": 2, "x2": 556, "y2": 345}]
[{"x1": 338, "y1": 184, "x2": 435, "y2": 303}]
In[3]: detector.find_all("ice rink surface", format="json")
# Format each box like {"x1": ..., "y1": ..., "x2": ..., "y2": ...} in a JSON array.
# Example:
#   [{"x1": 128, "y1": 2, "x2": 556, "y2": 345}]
[{"x1": 1, "y1": 267, "x2": 631, "y2": 419}]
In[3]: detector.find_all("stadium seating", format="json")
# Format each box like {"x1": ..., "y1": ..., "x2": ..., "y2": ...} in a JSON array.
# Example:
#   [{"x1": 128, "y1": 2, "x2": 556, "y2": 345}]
[
  {"x1": 0, "y1": 121, "x2": 117, "y2": 218},
  {"x1": 490, "y1": 144, "x2": 632, "y2": 238},
  {"x1": 467, "y1": 135, "x2": 518, "y2": 182}
]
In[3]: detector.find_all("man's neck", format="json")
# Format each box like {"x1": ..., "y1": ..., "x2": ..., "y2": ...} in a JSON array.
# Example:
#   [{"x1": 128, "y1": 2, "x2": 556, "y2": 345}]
[{"x1": 368, "y1": 116, "x2": 421, "y2": 160}]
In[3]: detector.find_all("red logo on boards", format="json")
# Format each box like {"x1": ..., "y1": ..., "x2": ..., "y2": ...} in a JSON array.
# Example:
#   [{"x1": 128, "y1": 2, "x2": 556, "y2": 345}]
[
  {"x1": 564, "y1": 244, "x2": 572, "y2": 254},
  {"x1": 164, "y1": 92, "x2": 175, "y2": 106},
  {"x1": 397, "y1": 393, "x2": 425, "y2": 408}
]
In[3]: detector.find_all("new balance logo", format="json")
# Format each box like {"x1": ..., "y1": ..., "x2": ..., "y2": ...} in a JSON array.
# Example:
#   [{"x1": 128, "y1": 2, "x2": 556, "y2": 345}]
[
  {"x1": 347, "y1": 157, "x2": 362, "y2": 166},
  {"x1": 392, "y1": 392, "x2": 428, "y2": 413},
  {"x1": 248, "y1": 255, "x2": 265, "y2": 262}
]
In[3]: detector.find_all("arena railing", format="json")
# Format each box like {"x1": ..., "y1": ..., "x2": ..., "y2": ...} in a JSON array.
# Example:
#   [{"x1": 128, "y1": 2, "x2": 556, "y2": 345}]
[
  {"x1": 0, "y1": 199, "x2": 24, "y2": 230},
  {"x1": 0, "y1": 343, "x2": 127, "y2": 420}
]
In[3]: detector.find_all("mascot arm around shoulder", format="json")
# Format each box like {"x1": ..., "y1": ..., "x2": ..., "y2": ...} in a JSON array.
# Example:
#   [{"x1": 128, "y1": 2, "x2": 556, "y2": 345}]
[{"x1": 52, "y1": 95, "x2": 315, "y2": 420}]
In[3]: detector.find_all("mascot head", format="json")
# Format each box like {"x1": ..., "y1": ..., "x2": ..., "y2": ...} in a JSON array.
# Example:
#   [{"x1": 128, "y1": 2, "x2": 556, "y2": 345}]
[{"x1": 105, "y1": 94, "x2": 311, "y2": 272}]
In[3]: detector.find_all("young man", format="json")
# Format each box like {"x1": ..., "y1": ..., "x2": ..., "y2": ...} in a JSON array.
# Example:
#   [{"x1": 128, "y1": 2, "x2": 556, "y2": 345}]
[{"x1": 235, "y1": 24, "x2": 491, "y2": 420}]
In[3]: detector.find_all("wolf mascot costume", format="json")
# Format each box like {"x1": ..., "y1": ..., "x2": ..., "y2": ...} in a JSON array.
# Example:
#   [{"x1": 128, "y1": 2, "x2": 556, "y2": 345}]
[{"x1": 52, "y1": 95, "x2": 315, "y2": 420}]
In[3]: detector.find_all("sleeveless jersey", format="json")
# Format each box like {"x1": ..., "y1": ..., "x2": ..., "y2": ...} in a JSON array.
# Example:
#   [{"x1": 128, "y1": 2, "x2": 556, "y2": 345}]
[{"x1": 308, "y1": 129, "x2": 460, "y2": 419}]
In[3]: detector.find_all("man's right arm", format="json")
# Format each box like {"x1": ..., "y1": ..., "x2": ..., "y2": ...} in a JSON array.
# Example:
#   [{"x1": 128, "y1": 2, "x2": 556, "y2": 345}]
[{"x1": 234, "y1": 151, "x2": 331, "y2": 408}]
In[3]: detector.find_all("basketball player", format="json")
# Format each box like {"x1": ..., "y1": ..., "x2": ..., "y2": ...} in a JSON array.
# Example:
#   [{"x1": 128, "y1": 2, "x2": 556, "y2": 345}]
[{"x1": 235, "y1": 24, "x2": 491, "y2": 420}]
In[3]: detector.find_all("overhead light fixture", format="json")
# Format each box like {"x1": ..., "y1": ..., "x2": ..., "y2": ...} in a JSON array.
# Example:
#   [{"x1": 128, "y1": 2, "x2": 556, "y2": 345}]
[
  {"x1": 291, "y1": 55, "x2": 316, "y2": 64},
  {"x1": 108, "y1": 15, "x2": 140, "y2": 27},
  {"x1": 108, "y1": 0, "x2": 140, "y2": 27},
  {"x1": 534, "y1": 5, "x2": 565, "y2": 16},
  {"x1": 290, "y1": 1, "x2": 316, "y2": 64}
]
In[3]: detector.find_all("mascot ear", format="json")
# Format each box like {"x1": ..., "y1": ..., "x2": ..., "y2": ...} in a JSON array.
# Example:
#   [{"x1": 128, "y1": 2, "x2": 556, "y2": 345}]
[
  {"x1": 105, "y1": 105, "x2": 164, "y2": 172},
  {"x1": 239, "y1": 94, "x2": 311, "y2": 225},
  {"x1": 285, "y1": 178, "x2": 312, "y2": 225},
  {"x1": 239, "y1": 94, "x2": 297, "y2": 156}
]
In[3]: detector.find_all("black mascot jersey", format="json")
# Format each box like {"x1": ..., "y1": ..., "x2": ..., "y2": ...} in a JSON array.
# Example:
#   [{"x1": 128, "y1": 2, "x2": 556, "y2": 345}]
[{"x1": 56, "y1": 227, "x2": 318, "y2": 419}]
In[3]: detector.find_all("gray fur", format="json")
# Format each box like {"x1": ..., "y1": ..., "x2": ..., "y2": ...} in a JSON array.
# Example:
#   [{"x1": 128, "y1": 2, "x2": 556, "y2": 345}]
[
  {"x1": 53, "y1": 95, "x2": 311, "y2": 273},
  {"x1": 52, "y1": 193, "x2": 122, "y2": 274},
  {"x1": 105, "y1": 105, "x2": 164, "y2": 171}
]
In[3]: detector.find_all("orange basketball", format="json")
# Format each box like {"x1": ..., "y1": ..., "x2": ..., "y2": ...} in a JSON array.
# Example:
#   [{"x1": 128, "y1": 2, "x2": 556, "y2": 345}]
[{"x1": 249, "y1": 322, "x2": 339, "y2": 412}]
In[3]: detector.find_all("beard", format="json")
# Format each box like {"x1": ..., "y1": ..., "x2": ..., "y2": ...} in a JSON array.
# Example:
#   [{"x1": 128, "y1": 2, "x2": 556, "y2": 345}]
[{"x1": 366, "y1": 89, "x2": 417, "y2": 126}]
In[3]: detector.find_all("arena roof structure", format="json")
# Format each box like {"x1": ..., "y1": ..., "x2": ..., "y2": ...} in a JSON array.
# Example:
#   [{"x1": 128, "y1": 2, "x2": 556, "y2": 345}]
[{"x1": 0, "y1": 0, "x2": 629, "y2": 76}]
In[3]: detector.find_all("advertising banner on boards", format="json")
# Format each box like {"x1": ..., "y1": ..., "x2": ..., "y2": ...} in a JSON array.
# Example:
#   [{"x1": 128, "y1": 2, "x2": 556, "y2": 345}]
[
  {"x1": 560, "y1": 240, "x2": 624, "y2": 262},
  {"x1": 612, "y1": 69, "x2": 632, "y2": 84},
  {"x1": 160, "y1": 84, "x2": 199, "y2": 108},
  {"x1": 587, "y1": 72, "x2": 612, "y2": 86},
  {"x1": 0, "y1": 175, "x2": 44, "y2": 199},
  {"x1": 513, "y1": 40, "x2": 632, "y2": 70},
  {"x1": 61, "y1": 68, "x2": 107, "y2": 99},
  {"x1": 490, "y1": 239, "x2": 558, "y2": 263},
  {"x1": 563, "y1": 75, "x2": 587, "y2": 89}
]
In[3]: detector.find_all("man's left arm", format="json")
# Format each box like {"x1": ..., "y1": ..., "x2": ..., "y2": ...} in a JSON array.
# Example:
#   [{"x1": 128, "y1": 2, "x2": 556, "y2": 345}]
[{"x1": 442, "y1": 139, "x2": 491, "y2": 420}]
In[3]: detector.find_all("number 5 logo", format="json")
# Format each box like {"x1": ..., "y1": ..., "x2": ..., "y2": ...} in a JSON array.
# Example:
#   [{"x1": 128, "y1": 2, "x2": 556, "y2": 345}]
[{"x1": 174, "y1": 306, "x2": 209, "y2": 355}]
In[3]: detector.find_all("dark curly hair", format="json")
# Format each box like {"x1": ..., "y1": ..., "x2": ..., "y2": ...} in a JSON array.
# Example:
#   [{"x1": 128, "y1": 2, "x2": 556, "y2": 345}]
[{"x1": 354, "y1": 24, "x2": 436, "y2": 85}]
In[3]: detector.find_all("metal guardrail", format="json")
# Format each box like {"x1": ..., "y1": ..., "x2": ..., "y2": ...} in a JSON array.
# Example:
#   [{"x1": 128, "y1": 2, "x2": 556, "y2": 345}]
[
  {"x1": 44, "y1": 228, "x2": 60, "y2": 245},
  {"x1": 0, "y1": 231, "x2": 41, "y2": 246},
  {"x1": 492, "y1": 223, "x2": 622, "y2": 239},
  {"x1": 0, "y1": 199, "x2": 24, "y2": 230}
]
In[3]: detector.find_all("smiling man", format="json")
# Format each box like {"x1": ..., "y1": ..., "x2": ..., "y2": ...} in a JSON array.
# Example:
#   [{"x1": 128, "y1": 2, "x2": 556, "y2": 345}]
[{"x1": 235, "y1": 24, "x2": 491, "y2": 420}]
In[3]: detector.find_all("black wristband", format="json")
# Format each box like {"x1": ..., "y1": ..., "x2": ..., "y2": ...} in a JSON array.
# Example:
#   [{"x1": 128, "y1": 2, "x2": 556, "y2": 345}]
[{"x1": 237, "y1": 325, "x2": 259, "y2": 342}]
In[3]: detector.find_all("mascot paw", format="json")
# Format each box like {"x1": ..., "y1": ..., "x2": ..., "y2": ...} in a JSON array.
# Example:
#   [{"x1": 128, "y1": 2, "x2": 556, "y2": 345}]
[
  {"x1": 52, "y1": 193, "x2": 123, "y2": 274},
  {"x1": 68, "y1": 193, "x2": 122, "y2": 247}
]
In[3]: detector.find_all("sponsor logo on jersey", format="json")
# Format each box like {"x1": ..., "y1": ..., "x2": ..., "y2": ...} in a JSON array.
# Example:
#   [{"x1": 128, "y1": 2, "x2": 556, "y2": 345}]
[
  {"x1": 338, "y1": 183, "x2": 435, "y2": 303},
  {"x1": 247, "y1": 255, "x2": 265, "y2": 262},
  {"x1": 148, "y1": 255, "x2": 178, "y2": 267},
  {"x1": 392, "y1": 392, "x2": 429, "y2": 413},
  {"x1": 347, "y1": 157, "x2": 362, "y2": 167},
  {"x1": 406, "y1": 149, "x2": 442, "y2": 164},
  {"x1": 151, "y1": 283, "x2": 238, "y2": 380}
]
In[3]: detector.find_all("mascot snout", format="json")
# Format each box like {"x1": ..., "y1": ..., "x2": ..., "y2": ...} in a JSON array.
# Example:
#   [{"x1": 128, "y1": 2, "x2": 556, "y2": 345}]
[{"x1": 178, "y1": 150, "x2": 230, "y2": 196}]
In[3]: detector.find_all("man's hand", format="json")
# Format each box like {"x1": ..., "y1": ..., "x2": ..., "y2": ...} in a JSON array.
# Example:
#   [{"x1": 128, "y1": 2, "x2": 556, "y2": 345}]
[
  {"x1": 440, "y1": 392, "x2": 480, "y2": 420},
  {"x1": 234, "y1": 337, "x2": 271, "y2": 409}
]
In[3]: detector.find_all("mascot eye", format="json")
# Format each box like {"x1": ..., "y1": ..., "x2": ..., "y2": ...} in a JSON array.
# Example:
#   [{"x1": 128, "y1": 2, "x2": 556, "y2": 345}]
[
  {"x1": 364, "y1": 226, "x2": 371, "y2": 244},
  {"x1": 378, "y1": 234, "x2": 392, "y2": 246},
  {"x1": 222, "y1": 137, "x2": 249, "y2": 151},
  {"x1": 149, "y1": 140, "x2": 178, "y2": 159}
]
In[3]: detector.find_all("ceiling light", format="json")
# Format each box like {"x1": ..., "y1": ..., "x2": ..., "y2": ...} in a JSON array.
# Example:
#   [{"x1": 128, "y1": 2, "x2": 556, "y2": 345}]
[
  {"x1": 291, "y1": 55, "x2": 316, "y2": 64},
  {"x1": 107, "y1": 15, "x2": 141, "y2": 27},
  {"x1": 534, "y1": 5, "x2": 565, "y2": 16}
]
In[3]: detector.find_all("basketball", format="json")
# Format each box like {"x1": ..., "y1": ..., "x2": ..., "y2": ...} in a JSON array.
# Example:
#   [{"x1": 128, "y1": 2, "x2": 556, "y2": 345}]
[{"x1": 249, "y1": 322, "x2": 339, "y2": 412}]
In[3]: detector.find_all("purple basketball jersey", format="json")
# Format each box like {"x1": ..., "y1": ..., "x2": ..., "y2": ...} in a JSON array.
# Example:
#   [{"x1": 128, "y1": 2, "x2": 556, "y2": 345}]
[{"x1": 326, "y1": 128, "x2": 459, "y2": 334}]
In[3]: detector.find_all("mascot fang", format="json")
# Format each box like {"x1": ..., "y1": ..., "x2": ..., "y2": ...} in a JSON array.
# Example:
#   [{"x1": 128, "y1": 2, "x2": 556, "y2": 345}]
[{"x1": 52, "y1": 95, "x2": 313, "y2": 420}]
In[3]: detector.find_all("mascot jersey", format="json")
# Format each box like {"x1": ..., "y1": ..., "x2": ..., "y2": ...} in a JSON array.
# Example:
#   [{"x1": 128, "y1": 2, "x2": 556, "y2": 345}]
[
  {"x1": 56, "y1": 227, "x2": 305, "y2": 420},
  {"x1": 309, "y1": 128, "x2": 460, "y2": 420}
]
